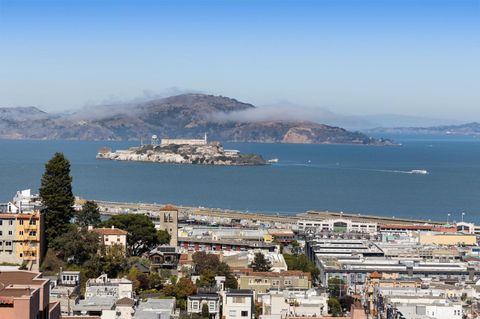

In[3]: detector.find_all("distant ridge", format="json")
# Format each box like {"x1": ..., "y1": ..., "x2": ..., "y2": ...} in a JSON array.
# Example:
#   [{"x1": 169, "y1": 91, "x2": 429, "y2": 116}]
[
  {"x1": 367, "y1": 122, "x2": 480, "y2": 136},
  {"x1": 0, "y1": 93, "x2": 393, "y2": 145}
]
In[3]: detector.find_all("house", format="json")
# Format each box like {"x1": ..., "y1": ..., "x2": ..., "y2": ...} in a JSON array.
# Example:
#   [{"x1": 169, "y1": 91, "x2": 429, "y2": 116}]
[
  {"x1": 134, "y1": 297, "x2": 177, "y2": 319},
  {"x1": 0, "y1": 270, "x2": 61, "y2": 319},
  {"x1": 102, "y1": 297, "x2": 135, "y2": 319},
  {"x1": 73, "y1": 274, "x2": 133, "y2": 317},
  {"x1": 147, "y1": 245, "x2": 180, "y2": 271},
  {"x1": 222, "y1": 289, "x2": 255, "y2": 319},
  {"x1": 259, "y1": 289, "x2": 328, "y2": 317},
  {"x1": 90, "y1": 226, "x2": 128, "y2": 253},
  {"x1": 46, "y1": 270, "x2": 81, "y2": 316},
  {"x1": 187, "y1": 289, "x2": 221, "y2": 319},
  {"x1": 237, "y1": 270, "x2": 312, "y2": 294}
]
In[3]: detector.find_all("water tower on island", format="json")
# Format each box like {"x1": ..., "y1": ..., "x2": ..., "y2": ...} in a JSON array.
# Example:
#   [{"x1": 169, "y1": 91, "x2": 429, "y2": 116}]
[{"x1": 151, "y1": 134, "x2": 159, "y2": 146}]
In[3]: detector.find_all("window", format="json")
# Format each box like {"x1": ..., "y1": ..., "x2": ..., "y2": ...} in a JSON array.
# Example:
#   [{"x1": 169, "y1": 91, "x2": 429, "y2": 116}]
[
  {"x1": 208, "y1": 301, "x2": 216, "y2": 312},
  {"x1": 9, "y1": 220, "x2": 13, "y2": 225},
  {"x1": 29, "y1": 220, "x2": 36, "y2": 225},
  {"x1": 6, "y1": 241, "x2": 12, "y2": 246},
  {"x1": 19, "y1": 220, "x2": 24, "y2": 225},
  {"x1": 241, "y1": 311, "x2": 248, "y2": 317},
  {"x1": 8, "y1": 231, "x2": 12, "y2": 235},
  {"x1": 229, "y1": 310, "x2": 237, "y2": 317},
  {"x1": 0, "y1": 220, "x2": 2, "y2": 225},
  {"x1": 19, "y1": 231, "x2": 24, "y2": 236},
  {"x1": 0, "y1": 231, "x2": 3, "y2": 236},
  {"x1": 272, "y1": 280, "x2": 280, "y2": 286},
  {"x1": 284, "y1": 280, "x2": 292, "y2": 285},
  {"x1": 192, "y1": 301, "x2": 199, "y2": 311},
  {"x1": 20, "y1": 253, "x2": 23, "y2": 257},
  {"x1": 29, "y1": 231, "x2": 37, "y2": 236},
  {"x1": 232, "y1": 297, "x2": 245, "y2": 303}
]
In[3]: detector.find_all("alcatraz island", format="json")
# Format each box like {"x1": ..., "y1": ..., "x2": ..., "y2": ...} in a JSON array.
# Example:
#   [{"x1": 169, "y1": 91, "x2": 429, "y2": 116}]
[{"x1": 96, "y1": 134, "x2": 268, "y2": 165}]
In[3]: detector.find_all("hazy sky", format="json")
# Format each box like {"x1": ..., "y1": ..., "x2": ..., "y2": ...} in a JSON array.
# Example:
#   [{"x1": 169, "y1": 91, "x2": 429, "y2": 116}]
[{"x1": 0, "y1": 0, "x2": 479, "y2": 120}]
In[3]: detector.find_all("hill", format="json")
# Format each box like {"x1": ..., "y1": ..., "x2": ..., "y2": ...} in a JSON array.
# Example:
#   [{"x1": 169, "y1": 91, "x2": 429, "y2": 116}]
[
  {"x1": 367, "y1": 122, "x2": 480, "y2": 136},
  {"x1": 0, "y1": 93, "x2": 393, "y2": 145}
]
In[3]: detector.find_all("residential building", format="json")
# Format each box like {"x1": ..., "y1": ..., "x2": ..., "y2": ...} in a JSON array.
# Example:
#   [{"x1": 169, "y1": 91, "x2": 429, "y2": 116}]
[
  {"x1": 147, "y1": 245, "x2": 180, "y2": 271},
  {"x1": 222, "y1": 250, "x2": 287, "y2": 273},
  {"x1": 187, "y1": 290, "x2": 221, "y2": 319},
  {"x1": 73, "y1": 275, "x2": 133, "y2": 317},
  {"x1": 0, "y1": 210, "x2": 45, "y2": 271},
  {"x1": 178, "y1": 237, "x2": 276, "y2": 253},
  {"x1": 90, "y1": 226, "x2": 128, "y2": 253},
  {"x1": 259, "y1": 288, "x2": 329, "y2": 317},
  {"x1": 102, "y1": 297, "x2": 135, "y2": 319},
  {"x1": 222, "y1": 289, "x2": 255, "y2": 319},
  {"x1": 85, "y1": 274, "x2": 133, "y2": 299},
  {"x1": 134, "y1": 297, "x2": 177, "y2": 319},
  {"x1": 237, "y1": 270, "x2": 311, "y2": 294},
  {"x1": 0, "y1": 270, "x2": 61, "y2": 319},
  {"x1": 47, "y1": 270, "x2": 81, "y2": 316},
  {"x1": 266, "y1": 229, "x2": 295, "y2": 244}
]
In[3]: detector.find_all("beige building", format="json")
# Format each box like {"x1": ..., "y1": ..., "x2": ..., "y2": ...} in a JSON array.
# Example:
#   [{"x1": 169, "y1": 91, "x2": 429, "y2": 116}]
[
  {"x1": 157, "y1": 205, "x2": 178, "y2": 246},
  {"x1": 238, "y1": 271, "x2": 312, "y2": 294},
  {"x1": 90, "y1": 226, "x2": 128, "y2": 253},
  {"x1": 0, "y1": 270, "x2": 60, "y2": 319},
  {"x1": 419, "y1": 233, "x2": 477, "y2": 246},
  {"x1": 0, "y1": 211, "x2": 45, "y2": 271}
]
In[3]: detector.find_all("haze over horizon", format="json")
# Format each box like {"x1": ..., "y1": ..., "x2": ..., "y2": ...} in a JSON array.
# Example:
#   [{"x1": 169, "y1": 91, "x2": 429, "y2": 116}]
[{"x1": 0, "y1": 0, "x2": 479, "y2": 123}]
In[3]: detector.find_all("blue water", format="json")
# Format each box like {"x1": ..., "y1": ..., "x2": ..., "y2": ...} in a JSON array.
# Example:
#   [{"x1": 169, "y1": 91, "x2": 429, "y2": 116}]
[{"x1": 0, "y1": 135, "x2": 479, "y2": 223}]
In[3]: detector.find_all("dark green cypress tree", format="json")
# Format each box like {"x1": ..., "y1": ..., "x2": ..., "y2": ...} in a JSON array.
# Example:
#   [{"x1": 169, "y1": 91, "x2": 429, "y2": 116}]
[{"x1": 39, "y1": 152, "x2": 74, "y2": 243}]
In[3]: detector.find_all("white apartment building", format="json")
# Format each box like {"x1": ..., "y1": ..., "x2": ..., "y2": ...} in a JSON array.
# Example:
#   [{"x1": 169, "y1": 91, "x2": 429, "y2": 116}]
[
  {"x1": 222, "y1": 290, "x2": 255, "y2": 319},
  {"x1": 259, "y1": 289, "x2": 328, "y2": 318}
]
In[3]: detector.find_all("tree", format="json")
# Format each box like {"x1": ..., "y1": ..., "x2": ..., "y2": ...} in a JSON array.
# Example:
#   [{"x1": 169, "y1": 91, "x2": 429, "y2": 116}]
[
  {"x1": 77, "y1": 200, "x2": 101, "y2": 228},
  {"x1": 249, "y1": 252, "x2": 272, "y2": 272},
  {"x1": 201, "y1": 303, "x2": 210, "y2": 318},
  {"x1": 328, "y1": 277, "x2": 345, "y2": 298},
  {"x1": 197, "y1": 268, "x2": 216, "y2": 287},
  {"x1": 328, "y1": 298, "x2": 342, "y2": 317},
  {"x1": 105, "y1": 214, "x2": 158, "y2": 255},
  {"x1": 52, "y1": 226, "x2": 100, "y2": 265},
  {"x1": 157, "y1": 229, "x2": 172, "y2": 245},
  {"x1": 39, "y1": 152, "x2": 75, "y2": 242},
  {"x1": 192, "y1": 251, "x2": 221, "y2": 274},
  {"x1": 283, "y1": 253, "x2": 319, "y2": 281},
  {"x1": 162, "y1": 277, "x2": 196, "y2": 300}
]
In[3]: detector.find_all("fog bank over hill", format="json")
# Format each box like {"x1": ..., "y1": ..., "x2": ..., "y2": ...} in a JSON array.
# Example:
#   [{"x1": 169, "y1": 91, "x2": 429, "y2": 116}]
[{"x1": 0, "y1": 93, "x2": 392, "y2": 145}]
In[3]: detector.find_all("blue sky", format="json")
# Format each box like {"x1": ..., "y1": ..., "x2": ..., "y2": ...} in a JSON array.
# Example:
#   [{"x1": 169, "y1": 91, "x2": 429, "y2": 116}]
[{"x1": 0, "y1": 0, "x2": 478, "y2": 121}]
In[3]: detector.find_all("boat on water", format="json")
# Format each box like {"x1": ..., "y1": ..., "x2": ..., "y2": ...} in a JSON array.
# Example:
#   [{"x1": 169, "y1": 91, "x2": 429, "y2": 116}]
[
  {"x1": 410, "y1": 169, "x2": 428, "y2": 175},
  {"x1": 268, "y1": 158, "x2": 279, "y2": 163}
]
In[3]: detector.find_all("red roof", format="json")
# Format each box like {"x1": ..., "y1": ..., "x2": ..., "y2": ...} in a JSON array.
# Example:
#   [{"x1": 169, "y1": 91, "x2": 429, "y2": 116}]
[
  {"x1": 160, "y1": 204, "x2": 178, "y2": 211},
  {"x1": 92, "y1": 227, "x2": 127, "y2": 236}
]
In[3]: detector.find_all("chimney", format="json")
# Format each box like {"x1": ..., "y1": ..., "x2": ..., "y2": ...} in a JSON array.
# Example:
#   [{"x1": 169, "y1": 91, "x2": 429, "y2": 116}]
[
  {"x1": 87, "y1": 225, "x2": 93, "y2": 231},
  {"x1": 111, "y1": 225, "x2": 115, "y2": 229}
]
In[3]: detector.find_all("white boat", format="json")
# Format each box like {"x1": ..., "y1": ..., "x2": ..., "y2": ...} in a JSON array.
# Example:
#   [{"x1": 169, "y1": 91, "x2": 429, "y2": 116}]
[
  {"x1": 410, "y1": 169, "x2": 428, "y2": 175},
  {"x1": 268, "y1": 158, "x2": 279, "y2": 163}
]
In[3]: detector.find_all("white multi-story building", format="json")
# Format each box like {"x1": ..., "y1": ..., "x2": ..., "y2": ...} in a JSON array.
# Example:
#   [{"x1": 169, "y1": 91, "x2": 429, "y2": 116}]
[
  {"x1": 259, "y1": 288, "x2": 328, "y2": 318},
  {"x1": 297, "y1": 218, "x2": 377, "y2": 234},
  {"x1": 90, "y1": 226, "x2": 128, "y2": 253},
  {"x1": 85, "y1": 274, "x2": 133, "y2": 299},
  {"x1": 222, "y1": 290, "x2": 255, "y2": 319}
]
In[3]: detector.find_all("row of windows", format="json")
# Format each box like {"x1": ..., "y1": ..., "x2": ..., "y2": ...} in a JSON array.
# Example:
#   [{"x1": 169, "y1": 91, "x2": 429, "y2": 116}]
[
  {"x1": 190, "y1": 301, "x2": 217, "y2": 312},
  {"x1": 229, "y1": 310, "x2": 249, "y2": 317},
  {"x1": 248, "y1": 278, "x2": 294, "y2": 285},
  {"x1": 0, "y1": 219, "x2": 37, "y2": 226}
]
